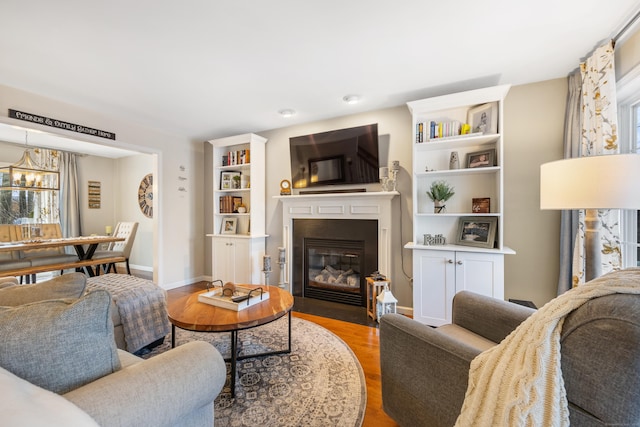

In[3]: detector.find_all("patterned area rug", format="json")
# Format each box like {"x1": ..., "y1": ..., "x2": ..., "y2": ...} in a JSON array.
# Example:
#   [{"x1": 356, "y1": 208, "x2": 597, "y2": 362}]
[{"x1": 143, "y1": 316, "x2": 366, "y2": 427}]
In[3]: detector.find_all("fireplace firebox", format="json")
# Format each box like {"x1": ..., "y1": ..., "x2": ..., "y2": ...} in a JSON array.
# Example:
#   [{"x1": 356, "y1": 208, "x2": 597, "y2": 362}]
[{"x1": 293, "y1": 219, "x2": 378, "y2": 306}]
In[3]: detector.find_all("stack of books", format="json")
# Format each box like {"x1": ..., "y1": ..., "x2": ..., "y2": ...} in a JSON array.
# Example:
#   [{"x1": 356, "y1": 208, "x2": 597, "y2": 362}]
[
  {"x1": 416, "y1": 121, "x2": 471, "y2": 143},
  {"x1": 220, "y1": 195, "x2": 234, "y2": 213},
  {"x1": 222, "y1": 149, "x2": 251, "y2": 166}
]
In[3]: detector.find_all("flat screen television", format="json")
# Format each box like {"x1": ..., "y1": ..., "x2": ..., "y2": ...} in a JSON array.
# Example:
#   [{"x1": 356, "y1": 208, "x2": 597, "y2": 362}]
[{"x1": 289, "y1": 124, "x2": 379, "y2": 189}]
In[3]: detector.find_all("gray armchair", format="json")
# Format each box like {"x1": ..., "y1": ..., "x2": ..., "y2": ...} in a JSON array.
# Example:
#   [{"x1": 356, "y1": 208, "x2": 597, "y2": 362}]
[{"x1": 380, "y1": 290, "x2": 640, "y2": 427}]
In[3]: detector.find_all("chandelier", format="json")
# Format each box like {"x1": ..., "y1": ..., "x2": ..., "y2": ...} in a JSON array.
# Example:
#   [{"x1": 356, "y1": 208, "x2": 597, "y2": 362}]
[{"x1": 0, "y1": 132, "x2": 60, "y2": 191}]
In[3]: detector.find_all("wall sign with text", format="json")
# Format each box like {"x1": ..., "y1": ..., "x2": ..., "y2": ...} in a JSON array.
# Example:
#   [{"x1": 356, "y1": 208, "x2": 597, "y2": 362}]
[{"x1": 8, "y1": 109, "x2": 116, "y2": 140}]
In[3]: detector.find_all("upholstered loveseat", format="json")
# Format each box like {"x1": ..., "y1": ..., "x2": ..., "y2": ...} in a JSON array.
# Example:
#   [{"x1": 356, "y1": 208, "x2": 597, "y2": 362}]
[
  {"x1": 0, "y1": 274, "x2": 226, "y2": 426},
  {"x1": 380, "y1": 269, "x2": 640, "y2": 426}
]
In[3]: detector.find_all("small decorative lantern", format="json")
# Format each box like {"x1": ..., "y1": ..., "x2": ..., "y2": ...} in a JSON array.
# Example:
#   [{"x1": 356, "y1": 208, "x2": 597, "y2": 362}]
[{"x1": 376, "y1": 282, "x2": 398, "y2": 321}]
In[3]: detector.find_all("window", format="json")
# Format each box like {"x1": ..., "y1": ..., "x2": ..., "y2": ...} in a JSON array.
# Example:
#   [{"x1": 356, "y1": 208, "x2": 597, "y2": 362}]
[
  {"x1": 617, "y1": 70, "x2": 640, "y2": 268},
  {"x1": 0, "y1": 190, "x2": 54, "y2": 225},
  {"x1": 0, "y1": 190, "x2": 35, "y2": 224},
  {"x1": 0, "y1": 147, "x2": 60, "y2": 226}
]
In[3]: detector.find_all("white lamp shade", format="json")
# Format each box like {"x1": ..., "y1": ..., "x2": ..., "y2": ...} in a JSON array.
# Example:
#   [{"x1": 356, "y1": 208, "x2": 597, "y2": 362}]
[{"x1": 540, "y1": 154, "x2": 640, "y2": 210}]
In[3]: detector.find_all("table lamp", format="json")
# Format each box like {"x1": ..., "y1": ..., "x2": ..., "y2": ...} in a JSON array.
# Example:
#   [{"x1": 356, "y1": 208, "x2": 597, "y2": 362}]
[{"x1": 540, "y1": 153, "x2": 640, "y2": 281}]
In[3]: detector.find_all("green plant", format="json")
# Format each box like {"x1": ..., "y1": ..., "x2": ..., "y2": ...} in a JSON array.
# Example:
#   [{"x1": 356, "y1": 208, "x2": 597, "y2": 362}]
[{"x1": 426, "y1": 180, "x2": 455, "y2": 202}]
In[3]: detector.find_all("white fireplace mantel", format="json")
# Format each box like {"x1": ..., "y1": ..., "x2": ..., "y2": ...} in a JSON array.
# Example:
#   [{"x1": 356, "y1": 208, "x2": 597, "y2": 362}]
[{"x1": 275, "y1": 191, "x2": 399, "y2": 292}]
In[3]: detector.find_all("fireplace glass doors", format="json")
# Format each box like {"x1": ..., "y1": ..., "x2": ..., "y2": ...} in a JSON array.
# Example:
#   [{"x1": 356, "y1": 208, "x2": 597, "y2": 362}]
[
  {"x1": 292, "y1": 219, "x2": 378, "y2": 307},
  {"x1": 305, "y1": 239, "x2": 364, "y2": 305}
]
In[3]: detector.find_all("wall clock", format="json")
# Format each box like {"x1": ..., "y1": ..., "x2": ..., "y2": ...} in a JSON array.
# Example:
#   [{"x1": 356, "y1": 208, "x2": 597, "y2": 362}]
[{"x1": 138, "y1": 173, "x2": 153, "y2": 218}]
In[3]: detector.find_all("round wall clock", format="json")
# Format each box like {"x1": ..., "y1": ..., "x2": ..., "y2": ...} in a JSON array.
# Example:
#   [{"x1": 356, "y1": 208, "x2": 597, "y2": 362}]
[{"x1": 138, "y1": 173, "x2": 153, "y2": 218}]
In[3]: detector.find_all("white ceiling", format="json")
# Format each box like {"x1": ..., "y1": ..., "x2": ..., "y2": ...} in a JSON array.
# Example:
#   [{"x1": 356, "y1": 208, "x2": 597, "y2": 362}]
[{"x1": 0, "y1": 0, "x2": 639, "y2": 157}]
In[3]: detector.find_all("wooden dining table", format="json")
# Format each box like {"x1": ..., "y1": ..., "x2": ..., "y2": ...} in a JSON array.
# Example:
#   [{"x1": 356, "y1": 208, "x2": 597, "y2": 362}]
[{"x1": 0, "y1": 235, "x2": 125, "y2": 277}]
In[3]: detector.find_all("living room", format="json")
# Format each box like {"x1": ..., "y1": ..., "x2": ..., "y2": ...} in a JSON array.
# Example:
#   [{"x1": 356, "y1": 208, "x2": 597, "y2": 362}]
[{"x1": 1, "y1": 2, "x2": 640, "y2": 426}]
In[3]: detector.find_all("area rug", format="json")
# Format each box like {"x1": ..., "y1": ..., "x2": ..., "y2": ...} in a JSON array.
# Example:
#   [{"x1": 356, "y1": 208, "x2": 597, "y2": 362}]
[{"x1": 143, "y1": 316, "x2": 366, "y2": 427}]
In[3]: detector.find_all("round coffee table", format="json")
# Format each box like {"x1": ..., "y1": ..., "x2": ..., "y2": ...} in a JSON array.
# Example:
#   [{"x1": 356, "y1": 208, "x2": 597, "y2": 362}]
[{"x1": 167, "y1": 284, "x2": 294, "y2": 397}]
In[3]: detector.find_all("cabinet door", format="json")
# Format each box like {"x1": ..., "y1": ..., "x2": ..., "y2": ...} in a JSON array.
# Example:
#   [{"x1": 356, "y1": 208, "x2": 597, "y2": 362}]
[
  {"x1": 213, "y1": 238, "x2": 252, "y2": 284},
  {"x1": 230, "y1": 239, "x2": 251, "y2": 284},
  {"x1": 454, "y1": 251, "x2": 505, "y2": 299},
  {"x1": 412, "y1": 249, "x2": 456, "y2": 326},
  {"x1": 212, "y1": 238, "x2": 234, "y2": 283}
]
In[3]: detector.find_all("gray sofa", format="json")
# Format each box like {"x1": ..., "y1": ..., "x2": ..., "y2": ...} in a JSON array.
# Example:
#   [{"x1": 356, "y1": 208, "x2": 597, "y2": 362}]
[
  {"x1": 380, "y1": 287, "x2": 640, "y2": 426},
  {"x1": 0, "y1": 273, "x2": 226, "y2": 426}
]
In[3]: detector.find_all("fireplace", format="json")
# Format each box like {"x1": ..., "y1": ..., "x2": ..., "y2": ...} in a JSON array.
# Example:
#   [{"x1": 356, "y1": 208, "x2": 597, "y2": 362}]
[
  {"x1": 293, "y1": 219, "x2": 378, "y2": 306},
  {"x1": 277, "y1": 191, "x2": 397, "y2": 306}
]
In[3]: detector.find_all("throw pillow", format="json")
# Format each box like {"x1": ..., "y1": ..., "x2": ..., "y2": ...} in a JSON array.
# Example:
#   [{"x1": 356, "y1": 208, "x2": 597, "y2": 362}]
[
  {"x1": 0, "y1": 273, "x2": 86, "y2": 306},
  {"x1": 0, "y1": 289, "x2": 121, "y2": 394}
]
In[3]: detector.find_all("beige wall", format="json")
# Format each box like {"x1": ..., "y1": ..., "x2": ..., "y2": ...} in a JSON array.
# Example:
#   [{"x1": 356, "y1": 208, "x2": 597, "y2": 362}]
[
  {"x1": 3, "y1": 25, "x2": 640, "y2": 297},
  {"x1": 261, "y1": 107, "x2": 415, "y2": 307},
  {"x1": 0, "y1": 84, "x2": 205, "y2": 288},
  {"x1": 203, "y1": 81, "x2": 569, "y2": 309},
  {"x1": 113, "y1": 154, "x2": 155, "y2": 269},
  {"x1": 503, "y1": 79, "x2": 567, "y2": 307},
  {"x1": 617, "y1": 28, "x2": 640, "y2": 79},
  {"x1": 77, "y1": 155, "x2": 117, "y2": 236}
]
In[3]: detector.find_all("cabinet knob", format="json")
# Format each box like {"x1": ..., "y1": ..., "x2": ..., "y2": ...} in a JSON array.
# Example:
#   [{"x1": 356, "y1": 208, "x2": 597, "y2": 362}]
[
  {"x1": 447, "y1": 259, "x2": 453, "y2": 264},
  {"x1": 457, "y1": 260, "x2": 463, "y2": 265}
]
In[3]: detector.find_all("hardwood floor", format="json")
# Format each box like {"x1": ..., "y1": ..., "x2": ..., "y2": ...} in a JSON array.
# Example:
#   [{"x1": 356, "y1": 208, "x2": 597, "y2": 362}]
[{"x1": 166, "y1": 282, "x2": 399, "y2": 427}]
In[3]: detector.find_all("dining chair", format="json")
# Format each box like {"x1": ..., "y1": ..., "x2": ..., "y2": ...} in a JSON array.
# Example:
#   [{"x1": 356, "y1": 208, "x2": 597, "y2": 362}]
[
  {"x1": 0, "y1": 225, "x2": 31, "y2": 277},
  {"x1": 92, "y1": 222, "x2": 139, "y2": 275}
]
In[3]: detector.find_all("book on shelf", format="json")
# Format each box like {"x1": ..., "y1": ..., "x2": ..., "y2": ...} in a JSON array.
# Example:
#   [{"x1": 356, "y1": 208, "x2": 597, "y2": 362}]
[
  {"x1": 415, "y1": 120, "x2": 473, "y2": 143},
  {"x1": 219, "y1": 195, "x2": 234, "y2": 213},
  {"x1": 222, "y1": 149, "x2": 251, "y2": 166}
]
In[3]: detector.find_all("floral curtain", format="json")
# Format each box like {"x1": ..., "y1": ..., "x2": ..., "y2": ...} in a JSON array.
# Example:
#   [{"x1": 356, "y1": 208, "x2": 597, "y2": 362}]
[{"x1": 572, "y1": 40, "x2": 621, "y2": 286}]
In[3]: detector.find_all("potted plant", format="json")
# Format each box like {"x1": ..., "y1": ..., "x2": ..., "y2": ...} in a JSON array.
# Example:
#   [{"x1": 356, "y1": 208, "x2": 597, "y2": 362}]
[{"x1": 426, "y1": 180, "x2": 455, "y2": 213}]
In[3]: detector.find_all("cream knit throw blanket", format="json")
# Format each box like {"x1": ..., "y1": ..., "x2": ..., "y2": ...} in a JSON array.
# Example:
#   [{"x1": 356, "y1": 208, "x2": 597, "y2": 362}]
[{"x1": 454, "y1": 268, "x2": 640, "y2": 427}]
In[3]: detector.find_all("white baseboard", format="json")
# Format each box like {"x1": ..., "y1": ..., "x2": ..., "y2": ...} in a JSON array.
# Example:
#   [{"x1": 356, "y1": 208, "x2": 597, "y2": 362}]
[
  {"x1": 161, "y1": 275, "x2": 209, "y2": 290},
  {"x1": 129, "y1": 263, "x2": 152, "y2": 272},
  {"x1": 397, "y1": 305, "x2": 413, "y2": 317}
]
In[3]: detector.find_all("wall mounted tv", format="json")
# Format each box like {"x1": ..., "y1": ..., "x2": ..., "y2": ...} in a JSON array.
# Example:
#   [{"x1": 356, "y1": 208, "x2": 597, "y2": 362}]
[{"x1": 289, "y1": 123, "x2": 379, "y2": 189}]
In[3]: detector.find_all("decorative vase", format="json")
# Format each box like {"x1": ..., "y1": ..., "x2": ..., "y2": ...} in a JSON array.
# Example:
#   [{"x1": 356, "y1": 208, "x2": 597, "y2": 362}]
[
  {"x1": 434, "y1": 200, "x2": 446, "y2": 213},
  {"x1": 449, "y1": 151, "x2": 459, "y2": 170}
]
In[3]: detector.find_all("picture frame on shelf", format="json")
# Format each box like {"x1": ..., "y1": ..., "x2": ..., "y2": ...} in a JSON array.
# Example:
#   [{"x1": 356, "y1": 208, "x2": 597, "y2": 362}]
[
  {"x1": 221, "y1": 217, "x2": 237, "y2": 234},
  {"x1": 467, "y1": 149, "x2": 496, "y2": 168},
  {"x1": 467, "y1": 102, "x2": 498, "y2": 134},
  {"x1": 220, "y1": 171, "x2": 241, "y2": 190},
  {"x1": 455, "y1": 216, "x2": 497, "y2": 249}
]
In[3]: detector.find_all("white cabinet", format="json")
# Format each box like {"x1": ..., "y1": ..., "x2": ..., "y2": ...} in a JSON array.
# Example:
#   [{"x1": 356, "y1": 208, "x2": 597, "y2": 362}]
[
  {"x1": 405, "y1": 85, "x2": 514, "y2": 326},
  {"x1": 212, "y1": 237, "x2": 264, "y2": 284},
  {"x1": 208, "y1": 133, "x2": 268, "y2": 285},
  {"x1": 412, "y1": 249, "x2": 504, "y2": 326}
]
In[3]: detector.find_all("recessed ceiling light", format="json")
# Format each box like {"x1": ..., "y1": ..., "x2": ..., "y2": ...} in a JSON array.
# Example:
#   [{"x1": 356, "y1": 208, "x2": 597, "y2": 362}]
[
  {"x1": 279, "y1": 109, "x2": 296, "y2": 118},
  {"x1": 343, "y1": 95, "x2": 361, "y2": 105}
]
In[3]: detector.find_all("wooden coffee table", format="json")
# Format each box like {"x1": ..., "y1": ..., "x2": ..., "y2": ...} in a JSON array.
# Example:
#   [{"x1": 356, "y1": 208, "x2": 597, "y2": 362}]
[{"x1": 167, "y1": 284, "x2": 294, "y2": 397}]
